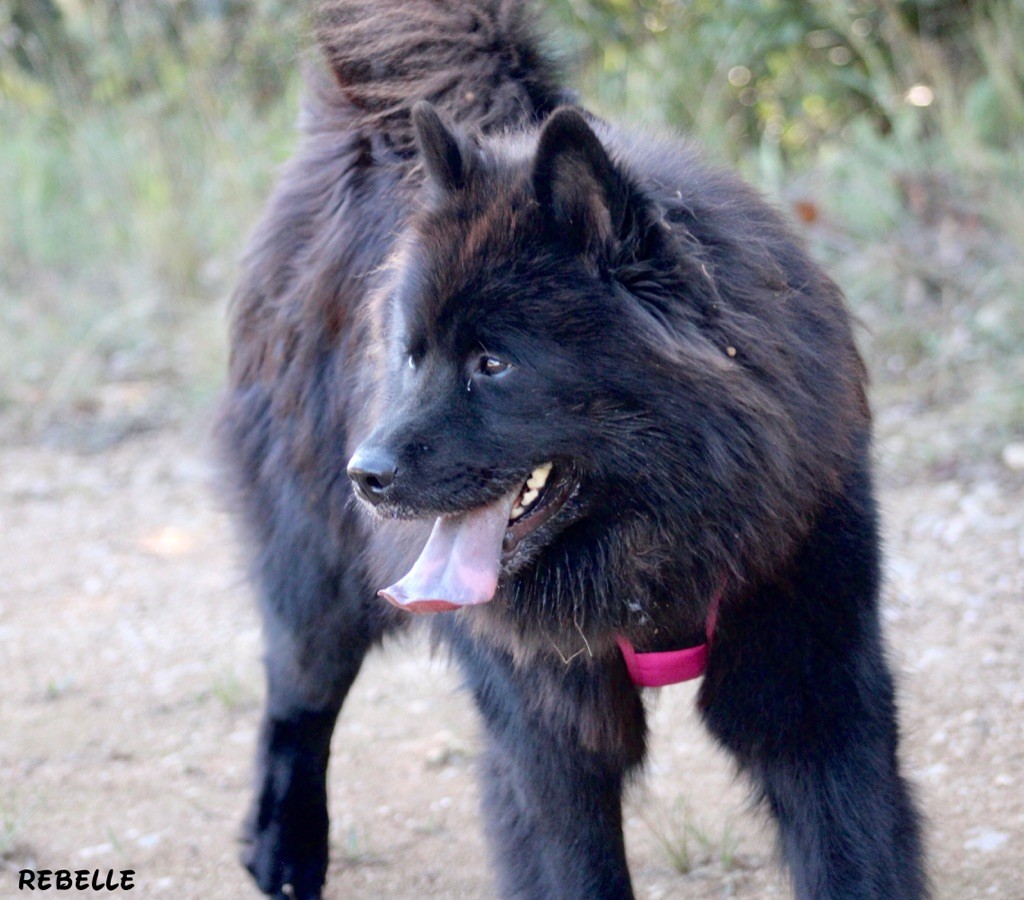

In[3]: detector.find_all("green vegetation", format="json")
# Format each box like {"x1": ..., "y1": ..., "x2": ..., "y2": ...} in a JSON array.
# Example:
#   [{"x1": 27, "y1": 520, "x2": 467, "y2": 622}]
[
  {"x1": 2, "y1": 1, "x2": 1021, "y2": 471},
  {"x1": 201, "y1": 669, "x2": 260, "y2": 714},
  {"x1": 641, "y1": 794, "x2": 741, "y2": 874},
  {"x1": 0, "y1": 788, "x2": 37, "y2": 859},
  {"x1": 1, "y1": 1, "x2": 303, "y2": 433}
]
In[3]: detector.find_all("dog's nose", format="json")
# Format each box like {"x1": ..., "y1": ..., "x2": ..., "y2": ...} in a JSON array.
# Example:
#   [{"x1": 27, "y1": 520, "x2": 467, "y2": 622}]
[{"x1": 347, "y1": 445, "x2": 398, "y2": 503}]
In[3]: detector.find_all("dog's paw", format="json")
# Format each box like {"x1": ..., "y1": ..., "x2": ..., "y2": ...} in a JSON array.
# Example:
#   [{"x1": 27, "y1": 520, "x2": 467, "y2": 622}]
[{"x1": 241, "y1": 765, "x2": 329, "y2": 900}]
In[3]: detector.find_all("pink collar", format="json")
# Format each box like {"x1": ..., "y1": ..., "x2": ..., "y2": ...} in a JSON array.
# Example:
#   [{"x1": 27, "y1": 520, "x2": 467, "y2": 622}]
[{"x1": 616, "y1": 592, "x2": 720, "y2": 688}]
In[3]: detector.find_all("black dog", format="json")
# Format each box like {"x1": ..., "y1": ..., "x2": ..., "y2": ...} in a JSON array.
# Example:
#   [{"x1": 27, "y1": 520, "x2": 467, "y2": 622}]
[{"x1": 217, "y1": 1, "x2": 926, "y2": 897}]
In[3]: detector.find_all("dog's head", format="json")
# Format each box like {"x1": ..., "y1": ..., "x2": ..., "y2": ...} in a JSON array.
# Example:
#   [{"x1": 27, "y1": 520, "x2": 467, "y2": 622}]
[
  {"x1": 348, "y1": 104, "x2": 687, "y2": 614},
  {"x1": 347, "y1": 103, "x2": 853, "y2": 641}
]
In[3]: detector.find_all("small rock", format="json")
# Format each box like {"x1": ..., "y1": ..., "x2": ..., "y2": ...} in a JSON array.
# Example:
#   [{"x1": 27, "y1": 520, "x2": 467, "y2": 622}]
[
  {"x1": 917, "y1": 763, "x2": 949, "y2": 782},
  {"x1": 964, "y1": 829, "x2": 1009, "y2": 853},
  {"x1": 1001, "y1": 443, "x2": 1024, "y2": 472},
  {"x1": 78, "y1": 842, "x2": 113, "y2": 859},
  {"x1": 424, "y1": 729, "x2": 471, "y2": 770}
]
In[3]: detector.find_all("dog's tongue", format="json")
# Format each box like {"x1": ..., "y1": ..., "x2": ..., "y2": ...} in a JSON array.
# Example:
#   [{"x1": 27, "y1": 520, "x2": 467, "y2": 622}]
[{"x1": 379, "y1": 489, "x2": 518, "y2": 613}]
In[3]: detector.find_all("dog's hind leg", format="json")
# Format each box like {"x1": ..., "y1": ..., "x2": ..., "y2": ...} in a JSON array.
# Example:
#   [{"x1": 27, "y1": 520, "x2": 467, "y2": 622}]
[
  {"x1": 698, "y1": 463, "x2": 926, "y2": 899},
  {"x1": 449, "y1": 627, "x2": 646, "y2": 900},
  {"x1": 242, "y1": 530, "x2": 398, "y2": 900}
]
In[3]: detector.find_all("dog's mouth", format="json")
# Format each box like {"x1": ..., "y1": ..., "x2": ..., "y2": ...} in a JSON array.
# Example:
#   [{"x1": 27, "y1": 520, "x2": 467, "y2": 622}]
[
  {"x1": 504, "y1": 461, "x2": 575, "y2": 556},
  {"x1": 378, "y1": 461, "x2": 575, "y2": 614}
]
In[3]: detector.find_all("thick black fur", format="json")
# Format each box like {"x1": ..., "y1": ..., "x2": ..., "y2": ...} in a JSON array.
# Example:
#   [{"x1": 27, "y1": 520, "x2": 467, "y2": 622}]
[{"x1": 217, "y1": 1, "x2": 926, "y2": 897}]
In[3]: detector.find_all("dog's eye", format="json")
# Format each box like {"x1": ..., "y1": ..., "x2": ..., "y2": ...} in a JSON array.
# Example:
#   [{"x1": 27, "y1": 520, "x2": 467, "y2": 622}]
[
  {"x1": 407, "y1": 354, "x2": 416, "y2": 370},
  {"x1": 477, "y1": 355, "x2": 511, "y2": 377}
]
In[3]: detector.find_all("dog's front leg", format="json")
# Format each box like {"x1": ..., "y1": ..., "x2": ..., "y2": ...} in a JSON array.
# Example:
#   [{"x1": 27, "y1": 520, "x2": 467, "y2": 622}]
[
  {"x1": 698, "y1": 472, "x2": 926, "y2": 899},
  {"x1": 243, "y1": 544, "x2": 394, "y2": 900},
  {"x1": 452, "y1": 628, "x2": 646, "y2": 900}
]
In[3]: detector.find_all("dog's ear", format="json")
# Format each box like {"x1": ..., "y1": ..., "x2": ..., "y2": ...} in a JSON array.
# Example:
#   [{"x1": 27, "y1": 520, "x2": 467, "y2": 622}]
[
  {"x1": 532, "y1": 108, "x2": 629, "y2": 256},
  {"x1": 412, "y1": 101, "x2": 464, "y2": 192}
]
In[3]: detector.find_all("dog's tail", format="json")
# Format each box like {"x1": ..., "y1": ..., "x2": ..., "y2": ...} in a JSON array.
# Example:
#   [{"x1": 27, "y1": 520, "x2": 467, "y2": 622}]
[{"x1": 315, "y1": 0, "x2": 566, "y2": 152}]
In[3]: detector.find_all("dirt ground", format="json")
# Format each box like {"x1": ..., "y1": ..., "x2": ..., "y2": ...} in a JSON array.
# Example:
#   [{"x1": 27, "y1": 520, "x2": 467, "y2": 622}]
[{"x1": 1, "y1": 414, "x2": 1022, "y2": 899}]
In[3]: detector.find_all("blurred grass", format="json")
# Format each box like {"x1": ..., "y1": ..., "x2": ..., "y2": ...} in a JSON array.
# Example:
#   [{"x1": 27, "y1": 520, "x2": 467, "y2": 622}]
[
  {"x1": 1, "y1": 0, "x2": 1022, "y2": 476},
  {"x1": 1, "y1": 0, "x2": 304, "y2": 444}
]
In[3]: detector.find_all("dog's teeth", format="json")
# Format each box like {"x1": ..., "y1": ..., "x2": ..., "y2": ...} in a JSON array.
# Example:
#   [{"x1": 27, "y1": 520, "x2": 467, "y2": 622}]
[
  {"x1": 513, "y1": 464, "x2": 551, "y2": 521},
  {"x1": 527, "y1": 462, "x2": 552, "y2": 490}
]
